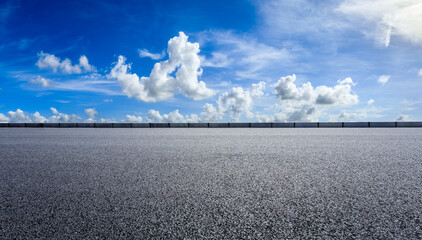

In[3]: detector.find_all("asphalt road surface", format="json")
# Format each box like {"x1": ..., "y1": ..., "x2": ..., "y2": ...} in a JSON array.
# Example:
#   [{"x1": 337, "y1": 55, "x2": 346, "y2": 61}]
[{"x1": 1, "y1": 128, "x2": 421, "y2": 239}]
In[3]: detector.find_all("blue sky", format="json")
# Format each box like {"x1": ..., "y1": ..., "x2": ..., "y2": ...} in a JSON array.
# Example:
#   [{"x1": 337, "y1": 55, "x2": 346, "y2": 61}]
[{"x1": 1, "y1": 0, "x2": 421, "y2": 123}]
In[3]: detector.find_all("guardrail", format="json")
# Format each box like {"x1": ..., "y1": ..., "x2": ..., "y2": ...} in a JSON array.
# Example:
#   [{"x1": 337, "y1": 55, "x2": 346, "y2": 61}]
[{"x1": 0, "y1": 122, "x2": 421, "y2": 128}]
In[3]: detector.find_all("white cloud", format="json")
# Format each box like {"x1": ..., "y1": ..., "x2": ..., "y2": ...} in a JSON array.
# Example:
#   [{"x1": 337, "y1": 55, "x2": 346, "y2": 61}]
[
  {"x1": 338, "y1": 0, "x2": 422, "y2": 47},
  {"x1": 104, "y1": 99, "x2": 113, "y2": 103},
  {"x1": 199, "y1": 103, "x2": 223, "y2": 122},
  {"x1": 269, "y1": 104, "x2": 319, "y2": 122},
  {"x1": 200, "y1": 52, "x2": 233, "y2": 68},
  {"x1": 32, "y1": 112, "x2": 47, "y2": 123},
  {"x1": 125, "y1": 115, "x2": 143, "y2": 123},
  {"x1": 30, "y1": 75, "x2": 52, "y2": 87},
  {"x1": 217, "y1": 81, "x2": 266, "y2": 121},
  {"x1": 108, "y1": 32, "x2": 215, "y2": 102},
  {"x1": 418, "y1": 69, "x2": 422, "y2": 76},
  {"x1": 274, "y1": 74, "x2": 358, "y2": 105},
  {"x1": 48, "y1": 108, "x2": 81, "y2": 123},
  {"x1": 4, "y1": 108, "x2": 83, "y2": 123},
  {"x1": 84, "y1": 108, "x2": 98, "y2": 118},
  {"x1": 50, "y1": 107, "x2": 59, "y2": 115},
  {"x1": 146, "y1": 109, "x2": 187, "y2": 123},
  {"x1": 337, "y1": 110, "x2": 367, "y2": 120},
  {"x1": 396, "y1": 113, "x2": 411, "y2": 121},
  {"x1": 7, "y1": 109, "x2": 31, "y2": 123},
  {"x1": 368, "y1": 99, "x2": 374, "y2": 105},
  {"x1": 138, "y1": 49, "x2": 165, "y2": 60},
  {"x1": 0, "y1": 113, "x2": 9, "y2": 123},
  {"x1": 36, "y1": 51, "x2": 96, "y2": 74},
  {"x1": 377, "y1": 75, "x2": 390, "y2": 85},
  {"x1": 198, "y1": 31, "x2": 290, "y2": 79}
]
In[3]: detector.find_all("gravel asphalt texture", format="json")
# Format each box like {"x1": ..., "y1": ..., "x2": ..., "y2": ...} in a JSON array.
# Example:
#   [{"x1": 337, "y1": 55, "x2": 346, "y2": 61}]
[{"x1": 0, "y1": 128, "x2": 421, "y2": 239}]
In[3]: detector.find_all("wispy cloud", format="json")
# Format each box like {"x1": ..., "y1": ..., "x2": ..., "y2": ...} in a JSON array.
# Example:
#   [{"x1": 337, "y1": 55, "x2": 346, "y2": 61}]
[
  {"x1": 377, "y1": 75, "x2": 390, "y2": 85},
  {"x1": 338, "y1": 0, "x2": 422, "y2": 47},
  {"x1": 138, "y1": 49, "x2": 166, "y2": 60},
  {"x1": 197, "y1": 30, "x2": 291, "y2": 80}
]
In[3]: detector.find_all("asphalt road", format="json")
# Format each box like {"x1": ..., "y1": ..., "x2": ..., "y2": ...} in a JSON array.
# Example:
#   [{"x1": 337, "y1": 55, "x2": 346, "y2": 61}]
[{"x1": 0, "y1": 128, "x2": 421, "y2": 239}]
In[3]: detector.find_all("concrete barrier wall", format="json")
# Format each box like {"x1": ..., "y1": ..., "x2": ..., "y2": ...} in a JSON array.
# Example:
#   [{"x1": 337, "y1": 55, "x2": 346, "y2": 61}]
[
  {"x1": 77, "y1": 123, "x2": 95, "y2": 128},
  {"x1": 209, "y1": 123, "x2": 229, "y2": 128},
  {"x1": 112, "y1": 123, "x2": 131, "y2": 128},
  {"x1": 44, "y1": 123, "x2": 60, "y2": 128},
  {"x1": 272, "y1": 123, "x2": 294, "y2": 128},
  {"x1": 397, "y1": 122, "x2": 422, "y2": 127},
  {"x1": 9, "y1": 123, "x2": 26, "y2": 127},
  {"x1": 319, "y1": 122, "x2": 343, "y2": 128},
  {"x1": 25, "y1": 123, "x2": 44, "y2": 128},
  {"x1": 250, "y1": 123, "x2": 271, "y2": 128},
  {"x1": 170, "y1": 123, "x2": 189, "y2": 128},
  {"x1": 343, "y1": 122, "x2": 369, "y2": 128},
  {"x1": 1, "y1": 121, "x2": 421, "y2": 128},
  {"x1": 59, "y1": 123, "x2": 77, "y2": 128},
  {"x1": 295, "y1": 122, "x2": 318, "y2": 128},
  {"x1": 94, "y1": 123, "x2": 113, "y2": 128},
  {"x1": 370, "y1": 122, "x2": 395, "y2": 128},
  {"x1": 132, "y1": 123, "x2": 150, "y2": 128},
  {"x1": 229, "y1": 123, "x2": 250, "y2": 128},
  {"x1": 150, "y1": 123, "x2": 169, "y2": 128},
  {"x1": 188, "y1": 123, "x2": 208, "y2": 128}
]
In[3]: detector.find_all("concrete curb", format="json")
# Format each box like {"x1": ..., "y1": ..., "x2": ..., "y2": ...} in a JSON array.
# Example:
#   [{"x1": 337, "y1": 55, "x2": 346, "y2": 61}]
[{"x1": 1, "y1": 122, "x2": 421, "y2": 128}]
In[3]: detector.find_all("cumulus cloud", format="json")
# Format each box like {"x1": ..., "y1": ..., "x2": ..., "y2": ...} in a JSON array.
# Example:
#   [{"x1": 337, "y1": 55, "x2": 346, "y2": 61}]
[
  {"x1": 338, "y1": 0, "x2": 422, "y2": 47},
  {"x1": 4, "y1": 108, "x2": 80, "y2": 123},
  {"x1": 8, "y1": 109, "x2": 31, "y2": 123},
  {"x1": 30, "y1": 76, "x2": 52, "y2": 87},
  {"x1": 36, "y1": 52, "x2": 96, "y2": 74},
  {"x1": 0, "y1": 113, "x2": 9, "y2": 123},
  {"x1": 84, "y1": 108, "x2": 98, "y2": 118},
  {"x1": 48, "y1": 107, "x2": 81, "y2": 123},
  {"x1": 138, "y1": 49, "x2": 165, "y2": 60},
  {"x1": 217, "y1": 81, "x2": 266, "y2": 121},
  {"x1": 274, "y1": 74, "x2": 358, "y2": 105},
  {"x1": 146, "y1": 109, "x2": 187, "y2": 123},
  {"x1": 32, "y1": 112, "x2": 47, "y2": 123},
  {"x1": 125, "y1": 115, "x2": 143, "y2": 123},
  {"x1": 377, "y1": 75, "x2": 390, "y2": 85},
  {"x1": 199, "y1": 103, "x2": 223, "y2": 122},
  {"x1": 368, "y1": 99, "x2": 374, "y2": 105},
  {"x1": 108, "y1": 32, "x2": 215, "y2": 102}
]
